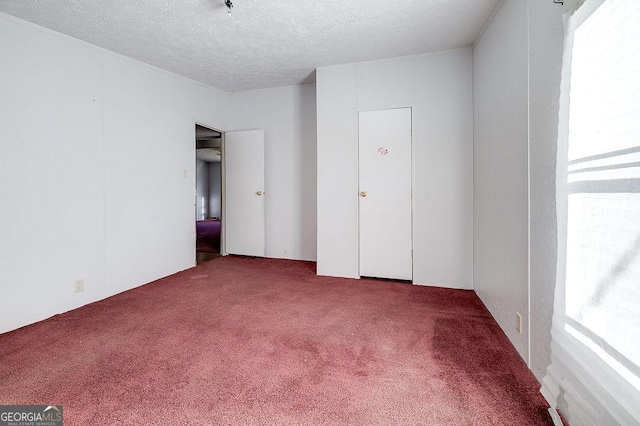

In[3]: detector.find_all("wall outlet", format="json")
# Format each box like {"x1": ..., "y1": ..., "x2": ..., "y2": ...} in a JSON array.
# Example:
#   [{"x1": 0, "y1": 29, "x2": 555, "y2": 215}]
[
  {"x1": 74, "y1": 279, "x2": 84, "y2": 293},
  {"x1": 516, "y1": 313, "x2": 522, "y2": 333}
]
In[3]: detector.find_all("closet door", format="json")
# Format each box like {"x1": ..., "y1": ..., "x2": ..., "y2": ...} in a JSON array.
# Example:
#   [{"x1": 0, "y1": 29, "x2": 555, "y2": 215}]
[{"x1": 359, "y1": 108, "x2": 412, "y2": 280}]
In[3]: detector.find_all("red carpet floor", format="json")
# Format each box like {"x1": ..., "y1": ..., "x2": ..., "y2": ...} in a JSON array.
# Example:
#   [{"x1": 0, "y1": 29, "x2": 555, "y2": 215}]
[{"x1": 0, "y1": 256, "x2": 552, "y2": 425}]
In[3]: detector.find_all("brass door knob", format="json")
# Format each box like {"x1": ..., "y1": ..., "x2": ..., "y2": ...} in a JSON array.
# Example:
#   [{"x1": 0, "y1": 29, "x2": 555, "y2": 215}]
[
  {"x1": 360, "y1": 191, "x2": 367, "y2": 197},
  {"x1": 256, "y1": 191, "x2": 263, "y2": 196}
]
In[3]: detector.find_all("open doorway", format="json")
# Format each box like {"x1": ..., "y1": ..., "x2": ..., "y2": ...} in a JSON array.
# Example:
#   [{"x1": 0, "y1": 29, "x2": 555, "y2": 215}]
[{"x1": 195, "y1": 124, "x2": 223, "y2": 265}]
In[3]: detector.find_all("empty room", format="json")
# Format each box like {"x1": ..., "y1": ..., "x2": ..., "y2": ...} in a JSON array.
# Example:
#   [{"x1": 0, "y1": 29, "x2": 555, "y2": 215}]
[{"x1": 0, "y1": 0, "x2": 638, "y2": 424}]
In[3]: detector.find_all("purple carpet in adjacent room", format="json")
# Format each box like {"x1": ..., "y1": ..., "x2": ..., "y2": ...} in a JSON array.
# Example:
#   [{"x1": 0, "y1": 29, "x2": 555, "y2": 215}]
[
  {"x1": 0, "y1": 257, "x2": 551, "y2": 425},
  {"x1": 196, "y1": 219, "x2": 221, "y2": 253}
]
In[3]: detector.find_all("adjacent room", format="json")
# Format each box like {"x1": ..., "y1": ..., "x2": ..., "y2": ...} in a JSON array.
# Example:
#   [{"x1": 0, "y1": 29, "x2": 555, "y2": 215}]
[
  {"x1": 195, "y1": 124, "x2": 223, "y2": 264},
  {"x1": 0, "y1": 0, "x2": 638, "y2": 424}
]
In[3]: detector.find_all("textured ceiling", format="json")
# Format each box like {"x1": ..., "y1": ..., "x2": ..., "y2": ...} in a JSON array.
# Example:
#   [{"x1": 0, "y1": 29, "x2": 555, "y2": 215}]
[{"x1": 0, "y1": 0, "x2": 500, "y2": 92}]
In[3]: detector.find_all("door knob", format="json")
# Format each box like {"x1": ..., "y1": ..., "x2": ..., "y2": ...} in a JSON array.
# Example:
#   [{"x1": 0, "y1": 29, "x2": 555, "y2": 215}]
[
  {"x1": 256, "y1": 190, "x2": 263, "y2": 196},
  {"x1": 360, "y1": 191, "x2": 367, "y2": 197}
]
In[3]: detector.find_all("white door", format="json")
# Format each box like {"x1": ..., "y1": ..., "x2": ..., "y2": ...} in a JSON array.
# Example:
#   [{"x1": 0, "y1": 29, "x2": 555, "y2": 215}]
[
  {"x1": 359, "y1": 108, "x2": 412, "y2": 280},
  {"x1": 224, "y1": 129, "x2": 265, "y2": 257}
]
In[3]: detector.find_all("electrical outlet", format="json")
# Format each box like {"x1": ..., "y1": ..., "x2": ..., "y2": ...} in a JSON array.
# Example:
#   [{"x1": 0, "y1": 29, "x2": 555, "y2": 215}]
[
  {"x1": 74, "y1": 279, "x2": 84, "y2": 293},
  {"x1": 516, "y1": 313, "x2": 522, "y2": 333}
]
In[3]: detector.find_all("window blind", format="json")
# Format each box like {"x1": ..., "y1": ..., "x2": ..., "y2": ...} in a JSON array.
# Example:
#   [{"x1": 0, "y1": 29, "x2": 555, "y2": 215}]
[{"x1": 541, "y1": 0, "x2": 640, "y2": 424}]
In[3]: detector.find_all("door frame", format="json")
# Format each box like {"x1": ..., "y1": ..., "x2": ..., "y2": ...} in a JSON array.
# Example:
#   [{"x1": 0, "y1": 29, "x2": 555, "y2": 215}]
[
  {"x1": 220, "y1": 130, "x2": 226, "y2": 256},
  {"x1": 194, "y1": 121, "x2": 226, "y2": 258}
]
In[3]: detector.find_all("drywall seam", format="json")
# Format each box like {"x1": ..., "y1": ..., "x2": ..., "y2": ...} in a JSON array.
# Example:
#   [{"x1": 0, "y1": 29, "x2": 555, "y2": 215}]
[
  {"x1": 526, "y1": 0, "x2": 532, "y2": 368},
  {"x1": 100, "y1": 51, "x2": 107, "y2": 299}
]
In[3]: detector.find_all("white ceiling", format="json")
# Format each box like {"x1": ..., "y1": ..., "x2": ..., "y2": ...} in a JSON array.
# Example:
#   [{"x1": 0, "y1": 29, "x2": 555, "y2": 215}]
[
  {"x1": 196, "y1": 125, "x2": 222, "y2": 162},
  {"x1": 0, "y1": 0, "x2": 500, "y2": 92},
  {"x1": 196, "y1": 149, "x2": 221, "y2": 163}
]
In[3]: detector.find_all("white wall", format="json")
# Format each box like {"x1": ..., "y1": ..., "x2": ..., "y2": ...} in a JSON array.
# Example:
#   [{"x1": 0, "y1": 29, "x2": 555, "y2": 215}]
[
  {"x1": 473, "y1": 0, "x2": 576, "y2": 376},
  {"x1": 228, "y1": 84, "x2": 317, "y2": 261},
  {"x1": 316, "y1": 64, "x2": 359, "y2": 278},
  {"x1": 208, "y1": 162, "x2": 221, "y2": 219},
  {"x1": 316, "y1": 50, "x2": 474, "y2": 288},
  {"x1": 473, "y1": 0, "x2": 530, "y2": 361},
  {"x1": 528, "y1": 0, "x2": 576, "y2": 380},
  {"x1": 0, "y1": 12, "x2": 228, "y2": 333},
  {"x1": 196, "y1": 159, "x2": 209, "y2": 220}
]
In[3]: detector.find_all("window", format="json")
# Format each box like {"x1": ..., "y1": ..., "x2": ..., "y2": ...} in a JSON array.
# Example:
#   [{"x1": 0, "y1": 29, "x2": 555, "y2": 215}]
[{"x1": 541, "y1": 0, "x2": 640, "y2": 424}]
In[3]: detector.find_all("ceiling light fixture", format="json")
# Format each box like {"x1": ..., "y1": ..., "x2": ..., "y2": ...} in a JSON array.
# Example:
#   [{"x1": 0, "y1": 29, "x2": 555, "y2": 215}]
[{"x1": 225, "y1": 0, "x2": 233, "y2": 15}]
